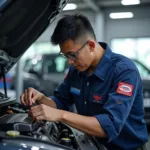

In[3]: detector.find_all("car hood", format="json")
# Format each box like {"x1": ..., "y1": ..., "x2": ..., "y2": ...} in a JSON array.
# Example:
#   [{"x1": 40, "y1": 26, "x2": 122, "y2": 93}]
[{"x1": 0, "y1": 0, "x2": 69, "y2": 77}]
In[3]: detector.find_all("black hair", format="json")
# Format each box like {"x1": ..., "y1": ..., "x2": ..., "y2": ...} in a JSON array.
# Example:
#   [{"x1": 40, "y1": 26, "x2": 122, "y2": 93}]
[{"x1": 50, "y1": 13, "x2": 96, "y2": 45}]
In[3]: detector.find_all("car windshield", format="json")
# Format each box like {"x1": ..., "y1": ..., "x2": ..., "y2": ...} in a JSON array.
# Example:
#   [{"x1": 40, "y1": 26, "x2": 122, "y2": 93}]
[
  {"x1": 132, "y1": 60, "x2": 150, "y2": 78},
  {"x1": 43, "y1": 55, "x2": 69, "y2": 74},
  {"x1": 24, "y1": 54, "x2": 69, "y2": 74}
]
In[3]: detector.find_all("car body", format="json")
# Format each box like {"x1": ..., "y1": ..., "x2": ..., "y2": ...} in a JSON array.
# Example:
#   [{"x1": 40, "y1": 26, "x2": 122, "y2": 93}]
[
  {"x1": 0, "y1": 0, "x2": 79, "y2": 150},
  {"x1": 11, "y1": 53, "x2": 69, "y2": 96},
  {"x1": 132, "y1": 59, "x2": 150, "y2": 124}
]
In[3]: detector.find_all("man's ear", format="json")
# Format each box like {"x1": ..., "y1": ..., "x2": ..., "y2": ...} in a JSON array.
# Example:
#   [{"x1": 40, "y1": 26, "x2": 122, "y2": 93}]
[{"x1": 88, "y1": 40, "x2": 95, "y2": 52}]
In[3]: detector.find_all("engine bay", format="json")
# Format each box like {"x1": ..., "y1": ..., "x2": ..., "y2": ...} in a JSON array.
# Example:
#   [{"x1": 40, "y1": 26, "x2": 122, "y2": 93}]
[
  {"x1": 0, "y1": 102, "x2": 106, "y2": 150},
  {"x1": 0, "y1": 69, "x2": 106, "y2": 150}
]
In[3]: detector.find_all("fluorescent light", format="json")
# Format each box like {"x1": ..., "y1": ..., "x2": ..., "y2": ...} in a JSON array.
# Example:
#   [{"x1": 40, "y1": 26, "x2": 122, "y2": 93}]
[
  {"x1": 109, "y1": 12, "x2": 134, "y2": 19},
  {"x1": 63, "y1": 3, "x2": 77, "y2": 11},
  {"x1": 121, "y1": 0, "x2": 140, "y2": 5}
]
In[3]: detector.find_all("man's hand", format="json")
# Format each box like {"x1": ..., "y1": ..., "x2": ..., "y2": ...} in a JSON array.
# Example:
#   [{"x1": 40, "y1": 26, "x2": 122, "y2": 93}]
[
  {"x1": 30, "y1": 104, "x2": 63, "y2": 122},
  {"x1": 29, "y1": 104, "x2": 107, "y2": 138},
  {"x1": 20, "y1": 87, "x2": 44, "y2": 106}
]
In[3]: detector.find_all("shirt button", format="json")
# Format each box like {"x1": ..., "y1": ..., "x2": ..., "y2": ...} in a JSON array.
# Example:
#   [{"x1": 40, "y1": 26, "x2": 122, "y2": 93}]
[
  {"x1": 87, "y1": 82, "x2": 89, "y2": 86},
  {"x1": 117, "y1": 100, "x2": 123, "y2": 105},
  {"x1": 85, "y1": 101, "x2": 87, "y2": 104}
]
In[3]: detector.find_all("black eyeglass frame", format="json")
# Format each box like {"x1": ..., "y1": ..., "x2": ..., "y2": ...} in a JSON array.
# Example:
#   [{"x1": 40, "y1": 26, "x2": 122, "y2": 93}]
[{"x1": 59, "y1": 41, "x2": 88, "y2": 60}]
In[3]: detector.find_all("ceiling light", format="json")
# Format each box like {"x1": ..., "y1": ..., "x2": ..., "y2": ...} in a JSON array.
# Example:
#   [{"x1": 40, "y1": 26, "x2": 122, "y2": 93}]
[
  {"x1": 63, "y1": 3, "x2": 77, "y2": 11},
  {"x1": 109, "y1": 12, "x2": 134, "y2": 19},
  {"x1": 121, "y1": 0, "x2": 140, "y2": 5}
]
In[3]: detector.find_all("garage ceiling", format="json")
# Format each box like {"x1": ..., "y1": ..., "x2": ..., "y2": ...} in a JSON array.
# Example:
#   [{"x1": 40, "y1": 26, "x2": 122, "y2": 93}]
[{"x1": 69, "y1": 0, "x2": 150, "y2": 12}]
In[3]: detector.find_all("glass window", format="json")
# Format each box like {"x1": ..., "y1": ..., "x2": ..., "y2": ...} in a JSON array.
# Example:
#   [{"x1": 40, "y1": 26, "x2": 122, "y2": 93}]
[
  {"x1": 111, "y1": 37, "x2": 150, "y2": 68},
  {"x1": 33, "y1": 60, "x2": 42, "y2": 73},
  {"x1": 111, "y1": 37, "x2": 150, "y2": 77},
  {"x1": 43, "y1": 55, "x2": 68, "y2": 74},
  {"x1": 24, "y1": 59, "x2": 33, "y2": 72},
  {"x1": 24, "y1": 59, "x2": 42, "y2": 73},
  {"x1": 22, "y1": 42, "x2": 60, "y2": 60},
  {"x1": 132, "y1": 60, "x2": 150, "y2": 77},
  {"x1": 55, "y1": 56, "x2": 67, "y2": 73}
]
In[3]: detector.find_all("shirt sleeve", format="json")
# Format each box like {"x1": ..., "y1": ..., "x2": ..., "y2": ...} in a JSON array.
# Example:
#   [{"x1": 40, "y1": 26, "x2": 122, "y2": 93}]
[
  {"x1": 94, "y1": 67, "x2": 142, "y2": 142},
  {"x1": 50, "y1": 68, "x2": 74, "y2": 111}
]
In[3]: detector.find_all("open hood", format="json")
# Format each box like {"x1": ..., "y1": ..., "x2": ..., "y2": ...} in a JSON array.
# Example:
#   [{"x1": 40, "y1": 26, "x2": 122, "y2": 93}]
[{"x1": 0, "y1": 0, "x2": 69, "y2": 76}]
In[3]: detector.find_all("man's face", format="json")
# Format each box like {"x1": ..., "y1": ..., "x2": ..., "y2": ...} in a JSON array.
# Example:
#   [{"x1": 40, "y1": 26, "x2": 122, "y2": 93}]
[{"x1": 59, "y1": 39, "x2": 93, "y2": 72}]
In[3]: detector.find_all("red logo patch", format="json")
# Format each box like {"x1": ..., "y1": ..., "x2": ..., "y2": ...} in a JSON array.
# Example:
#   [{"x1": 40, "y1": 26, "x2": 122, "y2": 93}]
[
  {"x1": 93, "y1": 95, "x2": 102, "y2": 101},
  {"x1": 117, "y1": 82, "x2": 133, "y2": 96}
]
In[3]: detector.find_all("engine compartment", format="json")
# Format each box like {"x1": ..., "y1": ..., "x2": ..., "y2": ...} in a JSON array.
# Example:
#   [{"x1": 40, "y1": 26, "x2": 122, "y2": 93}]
[
  {"x1": 0, "y1": 102, "x2": 106, "y2": 150},
  {"x1": 0, "y1": 112, "x2": 78, "y2": 149}
]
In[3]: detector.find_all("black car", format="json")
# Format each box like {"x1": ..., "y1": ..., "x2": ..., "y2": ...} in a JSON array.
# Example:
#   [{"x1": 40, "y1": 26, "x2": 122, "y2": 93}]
[
  {"x1": 0, "y1": 0, "x2": 106, "y2": 150},
  {"x1": 132, "y1": 59, "x2": 150, "y2": 125},
  {"x1": 11, "y1": 53, "x2": 69, "y2": 96}
]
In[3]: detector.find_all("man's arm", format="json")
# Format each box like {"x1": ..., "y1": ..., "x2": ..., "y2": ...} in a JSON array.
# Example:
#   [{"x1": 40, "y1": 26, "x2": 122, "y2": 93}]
[
  {"x1": 39, "y1": 96, "x2": 106, "y2": 137},
  {"x1": 30, "y1": 104, "x2": 107, "y2": 138},
  {"x1": 60, "y1": 110, "x2": 107, "y2": 137},
  {"x1": 38, "y1": 96, "x2": 106, "y2": 137}
]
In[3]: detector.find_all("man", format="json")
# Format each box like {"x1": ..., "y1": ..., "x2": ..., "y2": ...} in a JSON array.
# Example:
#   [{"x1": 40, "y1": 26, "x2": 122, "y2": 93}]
[{"x1": 21, "y1": 14, "x2": 148, "y2": 150}]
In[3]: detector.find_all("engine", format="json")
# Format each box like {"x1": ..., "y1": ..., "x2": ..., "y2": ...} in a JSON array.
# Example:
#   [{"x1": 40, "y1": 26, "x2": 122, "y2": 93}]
[{"x1": 0, "y1": 103, "x2": 106, "y2": 150}]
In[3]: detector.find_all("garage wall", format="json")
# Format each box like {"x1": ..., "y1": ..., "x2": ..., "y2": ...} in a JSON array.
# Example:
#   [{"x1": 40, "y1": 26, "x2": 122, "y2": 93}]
[
  {"x1": 103, "y1": 6, "x2": 150, "y2": 44},
  {"x1": 36, "y1": 5, "x2": 150, "y2": 46}
]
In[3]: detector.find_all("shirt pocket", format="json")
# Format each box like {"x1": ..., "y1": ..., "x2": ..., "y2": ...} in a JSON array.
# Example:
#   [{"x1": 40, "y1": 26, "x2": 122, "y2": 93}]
[
  {"x1": 70, "y1": 87, "x2": 81, "y2": 96},
  {"x1": 89, "y1": 93, "x2": 107, "y2": 104},
  {"x1": 69, "y1": 87, "x2": 81, "y2": 103},
  {"x1": 88, "y1": 94, "x2": 108, "y2": 115}
]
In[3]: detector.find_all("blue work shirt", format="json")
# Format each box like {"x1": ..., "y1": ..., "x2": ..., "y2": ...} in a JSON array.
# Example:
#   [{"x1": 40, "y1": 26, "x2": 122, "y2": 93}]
[{"x1": 50, "y1": 42, "x2": 148, "y2": 150}]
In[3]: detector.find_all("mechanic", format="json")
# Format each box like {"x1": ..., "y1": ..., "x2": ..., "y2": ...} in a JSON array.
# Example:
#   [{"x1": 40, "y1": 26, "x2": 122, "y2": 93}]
[{"x1": 20, "y1": 13, "x2": 148, "y2": 150}]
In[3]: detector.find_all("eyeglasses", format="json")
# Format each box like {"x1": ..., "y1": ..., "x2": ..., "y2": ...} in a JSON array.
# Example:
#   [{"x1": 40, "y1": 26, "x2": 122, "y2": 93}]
[{"x1": 59, "y1": 41, "x2": 88, "y2": 61}]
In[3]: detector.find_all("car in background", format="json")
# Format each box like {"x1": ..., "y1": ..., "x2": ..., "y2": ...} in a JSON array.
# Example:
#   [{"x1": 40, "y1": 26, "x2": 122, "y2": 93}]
[
  {"x1": 132, "y1": 59, "x2": 150, "y2": 125},
  {"x1": 11, "y1": 53, "x2": 69, "y2": 96}
]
